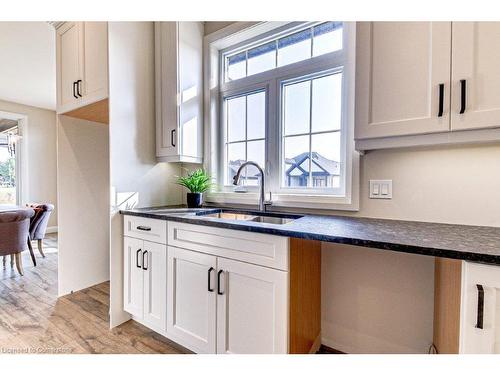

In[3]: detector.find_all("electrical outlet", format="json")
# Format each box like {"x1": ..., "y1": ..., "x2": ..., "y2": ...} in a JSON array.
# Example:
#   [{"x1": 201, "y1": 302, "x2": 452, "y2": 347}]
[{"x1": 369, "y1": 180, "x2": 392, "y2": 199}]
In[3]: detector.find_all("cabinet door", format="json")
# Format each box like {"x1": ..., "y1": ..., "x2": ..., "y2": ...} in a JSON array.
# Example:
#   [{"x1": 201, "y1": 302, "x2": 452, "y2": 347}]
[
  {"x1": 460, "y1": 262, "x2": 500, "y2": 354},
  {"x1": 155, "y1": 22, "x2": 179, "y2": 158},
  {"x1": 143, "y1": 241, "x2": 167, "y2": 332},
  {"x1": 56, "y1": 22, "x2": 83, "y2": 111},
  {"x1": 216, "y1": 258, "x2": 288, "y2": 354},
  {"x1": 451, "y1": 22, "x2": 500, "y2": 131},
  {"x1": 123, "y1": 237, "x2": 144, "y2": 317},
  {"x1": 82, "y1": 22, "x2": 108, "y2": 101},
  {"x1": 167, "y1": 246, "x2": 217, "y2": 353},
  {"x1": 355, "y1": 22, "x2": 452, "y2": 139}
]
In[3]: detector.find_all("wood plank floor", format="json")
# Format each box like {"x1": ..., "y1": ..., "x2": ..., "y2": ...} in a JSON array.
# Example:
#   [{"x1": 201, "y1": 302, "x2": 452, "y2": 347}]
[{"x1": 0, "y1": 234, "x2": 185, "y2": 354}]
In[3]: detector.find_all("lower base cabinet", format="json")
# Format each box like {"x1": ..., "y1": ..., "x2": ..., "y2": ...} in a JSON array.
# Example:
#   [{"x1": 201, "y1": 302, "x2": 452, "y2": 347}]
[
  {"x1": 123, "y1": 236, "x2": 167, "y2": 333},
  {"x1": 123, "y1": 217, "x2": 322, "y2": 354},
  {"x1": 166, "y1": 246, "x2": 288, "y2": 354}
]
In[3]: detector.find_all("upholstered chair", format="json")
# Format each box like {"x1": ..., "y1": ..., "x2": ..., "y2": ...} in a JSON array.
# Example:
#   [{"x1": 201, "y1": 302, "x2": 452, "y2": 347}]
[
  {"x1": 27, "y1": 203, "x2": 55, "y2": 259},
  {"x1": 0, "y1": 208, "x2": 35, "y2": 276}
]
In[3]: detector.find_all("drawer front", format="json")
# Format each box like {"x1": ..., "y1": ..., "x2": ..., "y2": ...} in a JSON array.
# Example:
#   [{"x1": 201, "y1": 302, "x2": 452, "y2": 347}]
[
  {"x1": 124, "y1": 215, "x2": 167, "y2": 244},
  {"x1": 168, "y1": 221, "x2": 289, "y2": 271}
]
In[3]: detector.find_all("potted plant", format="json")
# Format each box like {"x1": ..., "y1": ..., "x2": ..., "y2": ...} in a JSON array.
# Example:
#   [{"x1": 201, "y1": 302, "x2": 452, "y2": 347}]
[{"x1": 176, "y1": 169, "x2": 212, "y2": 208}]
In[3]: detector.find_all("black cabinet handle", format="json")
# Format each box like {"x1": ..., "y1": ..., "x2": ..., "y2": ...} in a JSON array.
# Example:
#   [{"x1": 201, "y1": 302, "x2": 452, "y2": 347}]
[
  {"x1": 73, "y1": 81, "x2": 78, "y2": 99},
  {"x1": 136, "y1": 248, "x2": 142, "y2": 268},
  {"x1": 460, "y1": 79, "x2": 466, "y2": 114},
  {"x1": 476, "y1": 284, "x2": 484, "y2": 329},
  {"x1": 217, "y1": 270, "x2": 224, "y2": 295},
  {"x1": 136, "y1": 226, "x2": 151, "y2": 232},
  {"x1": 76, "y1": 79, "x2": 83, "y2": 98},
  {"x1": 142, "y1": 250, "x2": 148, "y2": 271},
  {"x1": 171, "y1": 129, "x2": 176, "y2": 147},
  {"x1": 208, "y1": 267, "x2": 214, "y2": 292},
  {"x1": 438, "y1": 83, "x2": 444, "y2": 117}
]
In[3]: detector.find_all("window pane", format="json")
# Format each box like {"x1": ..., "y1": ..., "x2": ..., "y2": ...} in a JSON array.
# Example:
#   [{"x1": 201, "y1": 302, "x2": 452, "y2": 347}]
[
  {"x1": 283, "y1": 135, "x2": 309, "y2": 188},
  {"x1": 312, "y1": 73, "x2": 342, "y2": 132},
  {"x1": 247, "y1": 41, "x2": 276, "y2": 76},
  {"x1": 313, "y1": 22, "x2": 343, "y2": 57},
  {"x1": 245, "y1": 140, "x2": 265, "y2": 186},
  {"x1": 247, "y1": 91, "x2": 265, "y2": 140},
  {"x1": 311, "y1": 132, "x2": 341, "y2": 188},
  {"x1": 284, "y1": 80, "x2": 310, "y2": 136},
  {"x1": 226, "y1": 52, "x2": 246, "y2": 81},
  {"x1": 227, "y1": 142, "x2": 246, "y2": 185},
  {"x1": 278, "y1": 28, "x2": 312, "y2": 67},
  {"x1": 227, "y1": 96, "x2": 246, "y2": 142}
]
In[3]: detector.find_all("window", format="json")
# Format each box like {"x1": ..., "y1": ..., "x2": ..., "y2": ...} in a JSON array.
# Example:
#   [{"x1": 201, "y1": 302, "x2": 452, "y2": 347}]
[{"x1": 207, "y1": 22, "x2": 357, "y2": 209}]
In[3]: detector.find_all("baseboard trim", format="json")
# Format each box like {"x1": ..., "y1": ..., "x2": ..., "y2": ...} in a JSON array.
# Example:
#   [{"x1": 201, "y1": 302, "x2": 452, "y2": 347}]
[{"x1": 46, "y1": 226, "x2": 58, "y2": 234}]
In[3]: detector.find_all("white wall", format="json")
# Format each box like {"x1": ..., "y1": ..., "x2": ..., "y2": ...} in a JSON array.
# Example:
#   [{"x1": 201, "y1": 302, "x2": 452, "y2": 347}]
[
  {"x1": 57, "y1": 115, "x2": 110, "y2": 296},
  {"x1": 0, "y1": 99, "x2": 57, "y2": 228},
  {"x1": 108, "y1": 22, "x2": 183, "y2": 327},
  {"x1": 0, "y1": 22, "x2": 56, "y2": 110}
]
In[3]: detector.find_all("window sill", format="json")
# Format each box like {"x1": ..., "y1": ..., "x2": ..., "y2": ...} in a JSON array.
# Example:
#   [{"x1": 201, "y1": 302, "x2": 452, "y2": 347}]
[{"x1": 205, "y1": 191, "x2": 359, "y2": 211}]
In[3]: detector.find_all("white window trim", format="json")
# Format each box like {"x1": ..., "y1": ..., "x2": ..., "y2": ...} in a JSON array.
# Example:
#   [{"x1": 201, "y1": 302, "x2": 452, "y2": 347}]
[{"x1": 203, "y1": 22, "x2": 359, "y2": 211}]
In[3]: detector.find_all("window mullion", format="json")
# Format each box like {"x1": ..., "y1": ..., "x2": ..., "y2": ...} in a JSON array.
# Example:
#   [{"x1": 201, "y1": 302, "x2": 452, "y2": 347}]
[{"x1": 307, "y1": 79, "x2": 313, "y2": 188}]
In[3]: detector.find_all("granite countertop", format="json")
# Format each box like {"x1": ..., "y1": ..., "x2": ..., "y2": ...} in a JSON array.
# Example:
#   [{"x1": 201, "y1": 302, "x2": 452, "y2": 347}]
[{"x1": 120, "y1": 205, "x2": 500, "y2": 265}]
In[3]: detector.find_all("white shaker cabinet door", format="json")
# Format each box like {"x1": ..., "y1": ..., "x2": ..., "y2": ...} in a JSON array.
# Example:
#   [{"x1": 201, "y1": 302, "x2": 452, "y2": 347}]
[
  {"x1": 82, "y1": 22, "x2": 108, "y2": 101},
  {"x1": 355, "y1": 22, "x2": 451, "y2": 139},
  {"x1": 143, "y1": 241, "x2": 167, "y2": 332},
  {"x1": 460, "y1": 262, "x2": 500, "y2": 354},
  {"x1": 216, "y1": 257, "x2": 288, "y2": 354},
  {"x1": 167, "y1": 246, "x2": 217, "y2": 353},
  {"x1": 123, "y1": 237, "x2": 144, "y2": 318},
  {"x1": 451, "y1": 22, "x2": 500, "y2": 131}
]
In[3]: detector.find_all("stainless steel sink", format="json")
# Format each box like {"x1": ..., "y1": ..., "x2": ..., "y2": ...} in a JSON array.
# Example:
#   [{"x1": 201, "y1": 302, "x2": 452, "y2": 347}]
[{"x1": 196, "y1": 210, "x2": 301, "y2": 225}]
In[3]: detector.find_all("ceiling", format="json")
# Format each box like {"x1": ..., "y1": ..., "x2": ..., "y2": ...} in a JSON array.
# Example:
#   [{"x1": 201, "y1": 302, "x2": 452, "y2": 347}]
[{"x1": 0, "y1": 22, "x2": 56, "y2": 110}]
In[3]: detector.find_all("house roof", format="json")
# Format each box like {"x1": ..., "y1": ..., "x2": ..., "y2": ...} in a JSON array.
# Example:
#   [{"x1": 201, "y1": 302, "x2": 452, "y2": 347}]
[{"x1": 285, "y1": 152, "x2": 340, "y2": 176}]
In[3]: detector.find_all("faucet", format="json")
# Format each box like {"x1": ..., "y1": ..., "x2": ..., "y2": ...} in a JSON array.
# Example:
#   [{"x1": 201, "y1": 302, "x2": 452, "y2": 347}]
[{"x1": 232, "y1": 161, "x2": 271, "y2": 212}]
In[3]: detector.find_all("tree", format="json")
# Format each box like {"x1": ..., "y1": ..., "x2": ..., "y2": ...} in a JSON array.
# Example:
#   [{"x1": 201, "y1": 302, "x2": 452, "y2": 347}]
[{"x1": 0, "y1": 157, "x2": 15, "y2": 187}]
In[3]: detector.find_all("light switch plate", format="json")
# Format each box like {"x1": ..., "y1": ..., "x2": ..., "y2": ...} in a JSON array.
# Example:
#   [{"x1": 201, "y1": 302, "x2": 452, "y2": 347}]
[{"x1": 369, "y1": 180, "x2": 392, "y2": 199}]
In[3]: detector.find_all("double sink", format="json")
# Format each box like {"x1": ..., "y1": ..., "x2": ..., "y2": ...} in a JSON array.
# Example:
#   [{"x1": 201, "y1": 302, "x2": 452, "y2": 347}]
[{"x1": 148, "y1": 207, "x2": 301, "y2": 225}]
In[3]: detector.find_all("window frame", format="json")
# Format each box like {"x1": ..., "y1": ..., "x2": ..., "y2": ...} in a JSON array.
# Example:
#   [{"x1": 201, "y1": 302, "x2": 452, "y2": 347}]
[{"x1": 204, "y1": 22, "x2": 359, "y2": 211}]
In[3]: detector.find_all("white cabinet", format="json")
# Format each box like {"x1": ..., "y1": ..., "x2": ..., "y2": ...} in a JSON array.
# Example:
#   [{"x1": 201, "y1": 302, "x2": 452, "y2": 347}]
[
  {"x1": 451, "y1": 22, "x2": 500, "y2": 131},
  {"x1": 356, "y1": 22, "x2": 500, "y2": 150},
  {"x1": 123, "y1": 236, "x2": 167, "y2": 333},
  {"x1": 355, "y1": 22, "x2": 452, "y2": 139},
  {"x1": 460, "y1": 262, "x2": 500, "y2": 354},
  {"x1": 166, "y1": 245, "x2": 288, "y2": 354},
  {"x1": 216, "y1": 257, "x2": 288, "y2": 354},
  {"x1": 155, "y1": 22, "x2": 203, "y2": 163},
  {"x1": 166, "y1": 246, "x2": 217, "y2": 354},
  {"x1": 56, "y1": 22, "x2": 108, "y2": 114}
]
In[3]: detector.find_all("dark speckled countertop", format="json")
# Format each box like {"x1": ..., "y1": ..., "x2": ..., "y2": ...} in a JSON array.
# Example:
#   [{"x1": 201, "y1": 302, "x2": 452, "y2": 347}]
[{"x1": 120, "y1": 205, "x2": 500, "y2": 265}]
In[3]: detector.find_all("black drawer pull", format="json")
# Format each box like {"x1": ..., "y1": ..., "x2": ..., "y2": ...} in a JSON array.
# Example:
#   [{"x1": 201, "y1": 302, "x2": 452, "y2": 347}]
[
  {"x1": 438, "y1": 83, "x2": 444, "y2": 117},
  {"x1": 73, "y1": 81, "x2": 78, "y2": 99},
  {"x1": 217, "y1": 270, "x2": 224, "y2": 295},
  {"x1": 476, "y1": 284, "x2": 484, "y2": 329},
  {"x1": 208, "y1": 267, "x2": 214, "y2": 292},
  {"x1": 460, "y1": 79, "x2": 466, "y2": 114},
  {"x1": 171, "y1": 129, "x2": 176, "y2": 147},
  {"x1": 76, "y1": 79, "x2": 83, "y2": 97},
  {"x1": 136, "y1": 226, "x2": 152, "y2": 232},
  {"x1": 142, "y1": 250, "x2": 148, "y2": 271},
  {"x1": 136, "y1": 248, "x2": 142, "y2": 268}
]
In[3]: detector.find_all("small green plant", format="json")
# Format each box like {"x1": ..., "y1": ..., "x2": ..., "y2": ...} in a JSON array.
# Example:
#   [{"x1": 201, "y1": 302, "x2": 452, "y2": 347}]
[{"x1": 176, "y1": 169, "x2": 212, "y2": 194}]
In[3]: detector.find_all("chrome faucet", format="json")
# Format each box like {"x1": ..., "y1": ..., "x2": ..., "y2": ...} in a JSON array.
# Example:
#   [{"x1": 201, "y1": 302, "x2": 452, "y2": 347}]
[{"x1": 232, "y1": 161, "x2": 271, "y2": 212}]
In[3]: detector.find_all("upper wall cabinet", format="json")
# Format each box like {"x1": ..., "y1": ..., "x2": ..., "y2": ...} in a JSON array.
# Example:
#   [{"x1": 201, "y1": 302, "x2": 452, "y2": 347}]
[
  {"x1": 355, "y1": 22, "x2": 500, "y2": 150},
  {"x1": 56, "y1": 22, "x2": 109, "y2": 117},
  {"x1": 355, "y1": 22, "x2": 452, "y2": 140},
  {"x1": 155, "y1": 22, "x2": 204, "y2": 163},
  {"x1": 451, "y1": 22, "x2": 500, "y2": 131}
]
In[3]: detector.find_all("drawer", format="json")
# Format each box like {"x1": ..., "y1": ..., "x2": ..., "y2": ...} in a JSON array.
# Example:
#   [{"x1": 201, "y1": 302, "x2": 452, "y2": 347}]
[
  {"x1": 124, "y1": 215, "x2": 167, "y2": 244},
  {"x1": 167, "y1": 221, "x2": 289, "y2": 271}
]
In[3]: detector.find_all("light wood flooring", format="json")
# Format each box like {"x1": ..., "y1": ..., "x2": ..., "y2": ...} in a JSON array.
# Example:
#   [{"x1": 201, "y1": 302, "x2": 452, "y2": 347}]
[{"x1": 0, "y1": 234, "x2": 185, "y2": 354}]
